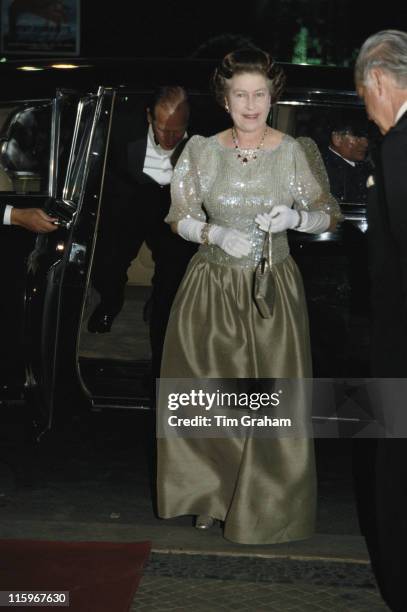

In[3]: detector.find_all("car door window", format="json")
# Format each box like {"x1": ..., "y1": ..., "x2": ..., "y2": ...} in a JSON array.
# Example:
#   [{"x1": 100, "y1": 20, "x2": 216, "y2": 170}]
[
  {"x1": 63, "y1": 97, "x2": 98, "y2": 209},
  {"x1": 51, "y1": 94, "x2": 82, "y2": 198}
]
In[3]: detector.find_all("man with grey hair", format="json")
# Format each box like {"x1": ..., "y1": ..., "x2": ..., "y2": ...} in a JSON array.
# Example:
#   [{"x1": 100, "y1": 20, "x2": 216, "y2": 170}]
[{"x1": 355, "y1": 29, "x2": 407, "y2": 612}]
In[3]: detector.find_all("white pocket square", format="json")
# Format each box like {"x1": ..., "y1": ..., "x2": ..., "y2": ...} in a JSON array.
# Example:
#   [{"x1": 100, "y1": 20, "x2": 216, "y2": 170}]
[{"x1": 367, "y1": 175, "x2": 375, "y2": 188}]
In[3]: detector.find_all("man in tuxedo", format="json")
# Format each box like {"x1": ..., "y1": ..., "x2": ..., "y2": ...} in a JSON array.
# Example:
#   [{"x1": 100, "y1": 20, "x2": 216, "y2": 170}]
[
  {"x1": 88, "y1": 86, "x2": 196, "y2": 381},
  {"x1": 355, "y1": 29, "x2": 407, "y2": 611},
  {"x1": 322, "y1": 114, "x2": 372, "y2": 320},
  {"x1": 323, "y1": 115, "x2": 370, "y2": 204}
]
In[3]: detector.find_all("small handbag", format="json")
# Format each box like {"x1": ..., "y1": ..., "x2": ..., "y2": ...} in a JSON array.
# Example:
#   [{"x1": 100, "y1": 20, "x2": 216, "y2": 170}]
[{"x1": 253, "y1": 228, "x2": 276, "y2": 318}]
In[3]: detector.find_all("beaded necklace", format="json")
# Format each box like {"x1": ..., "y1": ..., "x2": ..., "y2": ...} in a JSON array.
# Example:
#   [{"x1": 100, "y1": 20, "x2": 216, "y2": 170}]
[{"x1": 231, "y1": 126, "x2": 268, "y2": 163}]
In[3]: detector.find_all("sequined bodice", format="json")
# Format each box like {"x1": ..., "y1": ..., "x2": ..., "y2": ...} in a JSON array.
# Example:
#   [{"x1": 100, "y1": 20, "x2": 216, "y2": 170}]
[{"x1": 167, "y1": 134, "x2": 341, "y2": 269}]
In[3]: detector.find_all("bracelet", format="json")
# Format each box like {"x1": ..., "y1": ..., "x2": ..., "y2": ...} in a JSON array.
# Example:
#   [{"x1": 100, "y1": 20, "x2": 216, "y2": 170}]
[
  {"x1": 200, "y1": 223, "x2": 211, "y2": 245},
  {"x1": 293, "y1": 210, "x2": 303, "y2": 230}
]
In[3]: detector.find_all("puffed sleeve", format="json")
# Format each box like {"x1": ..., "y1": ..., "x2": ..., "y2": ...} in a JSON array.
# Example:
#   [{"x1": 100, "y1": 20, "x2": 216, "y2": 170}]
[
  {"x1": 291, "y1": 137, "x2": 343, "y2": 221},
  {"x1": 166, "y1": 135, "x2": 207, "y2": 223}
]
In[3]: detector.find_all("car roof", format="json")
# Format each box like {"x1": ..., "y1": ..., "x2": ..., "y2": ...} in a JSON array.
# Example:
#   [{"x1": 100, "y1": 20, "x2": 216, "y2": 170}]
[{"x1": 0, "y1": 56, "x2": 358, "y2": 103}]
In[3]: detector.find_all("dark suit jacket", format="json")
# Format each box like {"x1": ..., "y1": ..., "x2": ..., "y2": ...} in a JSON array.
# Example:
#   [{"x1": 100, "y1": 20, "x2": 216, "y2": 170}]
[
  {"x1": 105, "y1": 112, "x2": 154, "y2": 202},
  {"x1": 367, "y1": 111, "x2": 407, "y2": 376},
  {"x1": 104, "y1": 111, "x2": 187, "y2": 213},
  {"x1": 363, "y1": 112, "x2": 407, "y2": 612},
  {"x1": 322, "y1": 147, "x2": 370, "y2": 203},
  {"x1": 96, "y1": 109, "x2": 191, "y2": 263}
]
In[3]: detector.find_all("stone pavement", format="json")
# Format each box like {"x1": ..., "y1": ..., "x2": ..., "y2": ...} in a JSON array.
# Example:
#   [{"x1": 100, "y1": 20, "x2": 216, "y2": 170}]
[
  {"x1": 133, "y1": 548, "x2": 387, "y2": 611},
  {"x1": 134, "y1": 574, "x2": 385, "y2": 611}
]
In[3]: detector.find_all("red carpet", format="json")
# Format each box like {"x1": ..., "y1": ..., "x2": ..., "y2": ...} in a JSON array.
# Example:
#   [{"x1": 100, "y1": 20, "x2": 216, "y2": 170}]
[{"x1": 0, "y1": 539, "x2": 151, "y2": 612}]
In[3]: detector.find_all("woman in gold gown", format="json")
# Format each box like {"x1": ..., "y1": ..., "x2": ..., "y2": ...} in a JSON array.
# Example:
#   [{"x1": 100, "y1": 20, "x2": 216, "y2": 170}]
[{"x1": 157, "y1": 48, "x2": 342, "y2": 544}]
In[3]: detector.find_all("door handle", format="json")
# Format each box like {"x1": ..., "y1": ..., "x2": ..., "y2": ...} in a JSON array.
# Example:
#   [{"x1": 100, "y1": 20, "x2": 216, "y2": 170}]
[
  {"x1": 52, "y1": 218, "x2": 70, "y2": 228},
  {"x1": 45, "y1": 197, "x2": 75, "y2": 227}
]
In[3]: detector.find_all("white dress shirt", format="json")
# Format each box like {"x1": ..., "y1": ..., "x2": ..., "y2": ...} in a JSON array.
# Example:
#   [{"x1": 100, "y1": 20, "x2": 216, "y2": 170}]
[
  {"x1": 3, "y1": 204, "x2": 12, "y2": 225},
  {"x1": 2, "y1": 124, "x2": 187, "y2": 223},
  {"x1": 328, "y1": 146, "x2": 356, "y2": 167},
  {"x1": 143, "y1": 125, "x2": 184, "y2": 185},
  {"x1": 395, "y1": 100, "x2": 407, "y2": 125}
]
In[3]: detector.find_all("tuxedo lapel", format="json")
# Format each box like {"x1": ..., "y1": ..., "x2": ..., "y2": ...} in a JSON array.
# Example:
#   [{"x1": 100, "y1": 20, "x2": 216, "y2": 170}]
[{"x1": 127, "y1": 137, "x2": 149, "y2": 183}]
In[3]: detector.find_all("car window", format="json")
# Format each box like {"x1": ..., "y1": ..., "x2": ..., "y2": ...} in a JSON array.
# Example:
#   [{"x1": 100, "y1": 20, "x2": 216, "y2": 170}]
[
  {"x1": 0, "y1": 101, "x2": 52, "y2": 194},
  {"x1": 54, "y1": 95, "x2": 82, "y2": 198},
  {"x1": 274, "y1": 103, "x2": 371, "y2": 205}
]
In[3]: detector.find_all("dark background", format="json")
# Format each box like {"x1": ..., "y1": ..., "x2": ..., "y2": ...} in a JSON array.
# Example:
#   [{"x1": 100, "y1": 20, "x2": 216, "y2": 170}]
[
  {"x1": 78, "y1": 0, "x2": 407, "y2": 65},
  {"x1": 1, "y1": 0, "x2": 406, "y2": 64}
]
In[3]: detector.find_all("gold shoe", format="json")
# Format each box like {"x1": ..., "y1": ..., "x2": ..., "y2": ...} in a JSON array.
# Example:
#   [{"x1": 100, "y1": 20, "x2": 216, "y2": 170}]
[{"x1": 195, "y1": 514, "x2": 215, "y2": 530}]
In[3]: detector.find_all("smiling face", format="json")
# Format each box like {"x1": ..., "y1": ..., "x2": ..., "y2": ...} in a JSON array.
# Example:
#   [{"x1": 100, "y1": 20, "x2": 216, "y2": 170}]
[{"x1": 225, "y1": 72, "x2": 271, "y2": 136}]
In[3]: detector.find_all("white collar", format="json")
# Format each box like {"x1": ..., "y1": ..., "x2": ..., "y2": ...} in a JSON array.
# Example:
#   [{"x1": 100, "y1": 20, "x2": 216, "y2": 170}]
[
  {"x1": 329, "y1": 146, "x2": 356, "y2": 167},
  {"x1": 395, "y1": 100, "x2": 407, "y2": 125}
]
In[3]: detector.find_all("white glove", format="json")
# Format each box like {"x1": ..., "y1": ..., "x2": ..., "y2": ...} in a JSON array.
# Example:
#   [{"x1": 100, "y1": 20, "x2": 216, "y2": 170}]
[
  {"x1": 209, "y1": 225, "x2": 251, "y2": 258},
  {"x1": 255, "y1": 205, "x2": 299, "y2": 233},
  {"x1": 177, "y1": 217, "x2": 206, "y2": 242},
  {"x1": 255, "y1": 206, "x2": 331, "y2": 234},
  {"x1": 294, "y1": 210, "x2": 330, "y2": 233},
  {"x1": 177, "y1": 217, "x2": 251, "y2": 258}
]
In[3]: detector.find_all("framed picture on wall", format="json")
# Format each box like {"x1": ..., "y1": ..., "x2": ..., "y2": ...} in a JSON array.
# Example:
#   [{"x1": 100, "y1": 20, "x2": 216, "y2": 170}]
[{"x1": 1, "y1": 0, "x2": 80, "y2": 55}]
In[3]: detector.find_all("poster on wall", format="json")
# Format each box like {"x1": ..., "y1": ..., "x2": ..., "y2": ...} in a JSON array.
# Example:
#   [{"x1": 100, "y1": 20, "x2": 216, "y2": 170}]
[{"x1": 0, "y1": 0, "x2": 80, "y2": 55}]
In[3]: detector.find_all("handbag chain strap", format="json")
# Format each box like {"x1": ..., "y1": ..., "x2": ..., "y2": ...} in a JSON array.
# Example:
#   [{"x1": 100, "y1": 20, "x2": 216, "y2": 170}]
[{"x1": 261, "y1": 228, "x2": 273, "y2": 270}]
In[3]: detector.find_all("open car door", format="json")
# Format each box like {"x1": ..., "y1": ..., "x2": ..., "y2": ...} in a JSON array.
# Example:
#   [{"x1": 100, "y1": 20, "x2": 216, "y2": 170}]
[{"x1": 25, "y1": 87, "x2": 115, "y2": 431}]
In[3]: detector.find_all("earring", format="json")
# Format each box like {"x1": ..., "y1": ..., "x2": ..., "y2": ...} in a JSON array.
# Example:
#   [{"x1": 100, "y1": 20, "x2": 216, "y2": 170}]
[{"x1": 225, "y1": 104, "x2": 229, "y2": 113}]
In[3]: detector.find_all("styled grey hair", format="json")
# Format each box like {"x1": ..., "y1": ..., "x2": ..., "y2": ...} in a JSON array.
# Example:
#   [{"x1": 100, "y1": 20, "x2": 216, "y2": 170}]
[{"x1": 355, "y1": 30, "x2": 407, "y2": 88}]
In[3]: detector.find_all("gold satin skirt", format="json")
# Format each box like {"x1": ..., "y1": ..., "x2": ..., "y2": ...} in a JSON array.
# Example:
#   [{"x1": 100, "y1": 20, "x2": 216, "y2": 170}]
[{"x1": 157, "y1": 252, "x2": 316, "y2": 544}]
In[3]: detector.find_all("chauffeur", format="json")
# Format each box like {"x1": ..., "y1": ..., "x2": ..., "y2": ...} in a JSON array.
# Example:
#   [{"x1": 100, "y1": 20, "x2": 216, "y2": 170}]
[
  {"x1": 322, "y1": 115, "x2": 370, "y2": 204},
  {"x1": 322, "y1": 115, "x2": 372, "y2": 317},
  {"x1": 88, "y1": 86, "x2": 197, "y2": 382}
]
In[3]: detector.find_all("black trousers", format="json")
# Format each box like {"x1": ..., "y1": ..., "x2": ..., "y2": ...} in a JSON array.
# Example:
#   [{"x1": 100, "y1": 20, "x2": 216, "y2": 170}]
[
  {"x1": 352, "y1": 382, "x2": 407, "y2": 612},
  {"x1": 92, "y1": 183, "x2": 197, "y2": 381},
  {"x1": 354, "y1": 438, "x2": 407, "y2": 612}
]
